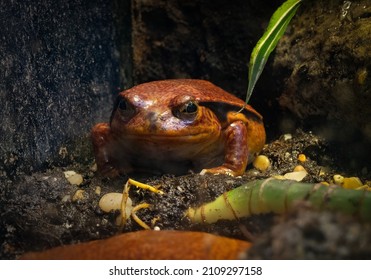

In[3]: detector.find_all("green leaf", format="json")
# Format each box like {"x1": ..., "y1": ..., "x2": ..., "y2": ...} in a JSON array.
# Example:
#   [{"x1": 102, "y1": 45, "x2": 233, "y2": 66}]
[{"x1": 245, "y1": 0, "x2": 302, "y2": 103}]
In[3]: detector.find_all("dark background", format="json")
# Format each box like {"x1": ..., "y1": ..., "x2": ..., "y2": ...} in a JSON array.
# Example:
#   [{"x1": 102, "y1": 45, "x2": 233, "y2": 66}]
[{"x1": 1, "y1": 0, "x2": 370, "y2": 177}]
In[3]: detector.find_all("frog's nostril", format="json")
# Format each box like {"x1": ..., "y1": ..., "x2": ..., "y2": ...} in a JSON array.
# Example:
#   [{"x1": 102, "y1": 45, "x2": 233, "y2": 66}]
[{"x1": 147, "y1": 111, "x2": 157, "y2": 122}]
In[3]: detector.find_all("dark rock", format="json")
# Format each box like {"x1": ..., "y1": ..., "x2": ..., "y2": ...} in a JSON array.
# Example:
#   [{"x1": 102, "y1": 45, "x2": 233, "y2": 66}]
[
  {"x1": 272, "y1": 0, "x2": 371, "y2": 168},
  {"x1": 0, "y1": 0, "x2": 121, "y2": 176}
]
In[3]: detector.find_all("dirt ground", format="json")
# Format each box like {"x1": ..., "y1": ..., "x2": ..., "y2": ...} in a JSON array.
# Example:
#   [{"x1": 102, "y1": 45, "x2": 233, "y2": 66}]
[{"x1": 1, "y1": 129, "x2": 370, "y2": 259}]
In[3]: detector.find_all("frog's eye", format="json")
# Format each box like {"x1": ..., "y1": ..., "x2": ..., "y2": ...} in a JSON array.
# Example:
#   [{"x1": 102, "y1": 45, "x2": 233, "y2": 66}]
[
  {"x1": 183, "y1": 101, "x2": 198, "y2": 114},
  {"x1": 117, "y1": 98, "x2": 135, "y2": 116},
  {"x1": 173, "y1": 100, "x2": 199, "y2": 120},
  {"x1": 118, "y1": 98, "x2": 129, "y2": 111},
  {"x1": 112, "y1": 96, "x2": 136, "y2": 122}
]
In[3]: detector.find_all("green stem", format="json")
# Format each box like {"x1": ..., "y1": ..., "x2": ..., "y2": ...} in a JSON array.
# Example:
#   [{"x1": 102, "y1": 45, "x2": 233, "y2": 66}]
[{"x1": 186, "y1": 178, "x2": 371, "y2": 224}]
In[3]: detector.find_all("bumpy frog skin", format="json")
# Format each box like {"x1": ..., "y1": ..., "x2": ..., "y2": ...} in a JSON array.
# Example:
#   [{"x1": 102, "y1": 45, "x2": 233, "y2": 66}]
[{"x1": 91, "y1": 79, "x2": 265, "y2": 177}]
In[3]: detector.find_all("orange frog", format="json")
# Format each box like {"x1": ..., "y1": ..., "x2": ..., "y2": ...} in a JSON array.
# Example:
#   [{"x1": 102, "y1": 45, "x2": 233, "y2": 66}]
[{"x1": 91, "y1": 79, "x2": 265, "y2": 177}]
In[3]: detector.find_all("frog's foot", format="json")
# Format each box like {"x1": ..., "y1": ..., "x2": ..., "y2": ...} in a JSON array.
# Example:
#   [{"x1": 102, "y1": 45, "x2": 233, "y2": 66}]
[
  {"x1": 200, "y1": 121, "x2": 249, "y2": 177},
  {"x1": 200, "y1": 166, "x2": 239, "y2": 177},
  {"x1": 91, "y1": 123, "x2": 119, "y2": 177}
]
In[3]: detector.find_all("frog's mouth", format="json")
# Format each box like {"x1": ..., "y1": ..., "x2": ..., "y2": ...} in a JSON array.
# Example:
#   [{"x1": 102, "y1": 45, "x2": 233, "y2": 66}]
[{"x1": 122, "y1": 131, "x2": 214, "y2": 143}]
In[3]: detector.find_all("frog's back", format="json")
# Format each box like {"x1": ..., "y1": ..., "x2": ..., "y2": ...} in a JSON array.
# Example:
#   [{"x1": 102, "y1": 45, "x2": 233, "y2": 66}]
[{"x1": 131, "y1": 79, "x2": 263, "y2": 120}]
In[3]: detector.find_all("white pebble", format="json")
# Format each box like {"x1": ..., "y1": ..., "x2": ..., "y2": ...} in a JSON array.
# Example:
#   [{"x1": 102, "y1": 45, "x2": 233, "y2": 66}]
[
  {"x1": 99, "y1": 193, "x2": 123, "y2": 212},
  {"x1": 282, "y1": 134, "x2": 292, "y2": 141},
  {"x1": 64, "y1": 170, "x2": 76, "y2": 178},
  {"x1": 283, "y1": 170, "x2": 308, "y2": 181},
  {"x1": 63, "y1": 170, "x2": 83, "y2": 185},
  {"x1": 99, "y1": 193, "x2": 133, "y2": 219}
]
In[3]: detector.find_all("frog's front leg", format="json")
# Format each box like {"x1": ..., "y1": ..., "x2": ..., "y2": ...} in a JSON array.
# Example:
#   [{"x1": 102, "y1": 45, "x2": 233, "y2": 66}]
[
  {"x1": 91, "y1": 123, "x2": 122, "y2": 177},
  {"x1": 200, "y1": 121, "x2": 248, "y2": 177}
]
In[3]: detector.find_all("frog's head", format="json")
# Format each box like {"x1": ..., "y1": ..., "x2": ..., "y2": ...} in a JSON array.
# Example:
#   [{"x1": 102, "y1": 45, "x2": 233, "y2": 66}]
[{"x1": 110, "y1": 81, "x2": 222, "y2": 143}]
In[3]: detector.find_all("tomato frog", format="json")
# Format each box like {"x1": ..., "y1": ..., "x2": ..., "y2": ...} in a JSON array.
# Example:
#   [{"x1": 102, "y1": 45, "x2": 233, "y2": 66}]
[{"x1": 91, "y1": 79, "x2": 265, "y2": 177}]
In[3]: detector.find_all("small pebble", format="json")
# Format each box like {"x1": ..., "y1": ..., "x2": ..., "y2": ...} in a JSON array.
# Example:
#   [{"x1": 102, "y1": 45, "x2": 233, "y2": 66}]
[
  {"x1": 63, "y1": 222, "x2": 73, "y2": 229},
  {"x1": 297, "y1": 154, "x2": 306, "y2": 162},
  {"x1": 58, "y1": 146, "x2": 68, "y2": 159},
  {"x1": 98, "y1": 193, "x2": 124, "y2": 213},
  {"x1": 333, "y1": 174, "x2": 344, "y2": 185},
  {"x1": 64, "y1": 170, "x2": 76, "y2": 178},
  {"x1": 99, "y1": 193, "x2": 134, "y2": 223},
  {"x1": 245, "y1": 169, "x2": 261, "y2": 176},
  {"x1": 282, "y1": 134, "x2": 292, "y2": 141},
  {"x1": 63, "y1": 170, "x2": 83, "y2": 186},
  {"x1": 283, "y1": 170, "x2": 308, "y2": 181},
  {"x1": 72, "y1": 189, "x2": 86, "y2": 202},
  {"x1": 101, "y1": 218, "x2": 108, "y2": 226},
  {"x1": 293, "y1": 165, "x2": 306, "y2": 172},
  {"x1": 90, "y1": 163, "x2": 98, "y2": 172},
  {"x1": 68, "y1": 174, "x2": 83, "y2": 185},
  {"x1": 154, "y1": 226, "x2": 161, "y2": 231},
  {"x1": 342, "y1": 177, "x2": 363, "y2": 189},
  {"x1": 253, "y1": 155, "x2": 271, "y2": 171},
  {"x1": 355, "y1": 67, "x2": 368, "y2": 86},
  {"x1": 319, "y1": 167, "x2": 329, "y2": 176},
  {"x1": 333, "y1": 175, "x2": 363, "y2": 189},
  {"x1": 61, "y1": 195, "x2": 71, "y2": 203},
  {"x1": 95, "y1": 186, "x2": 102, "y2": 196}
]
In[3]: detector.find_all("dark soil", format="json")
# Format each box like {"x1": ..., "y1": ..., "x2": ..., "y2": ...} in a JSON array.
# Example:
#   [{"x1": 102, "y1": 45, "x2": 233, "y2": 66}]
[
  {"x1": 245, "y1": 204, "x2": 371, "y2": 260},
  {"x1": 1, "y1": 130, "x2": 370, "y2": 259}
]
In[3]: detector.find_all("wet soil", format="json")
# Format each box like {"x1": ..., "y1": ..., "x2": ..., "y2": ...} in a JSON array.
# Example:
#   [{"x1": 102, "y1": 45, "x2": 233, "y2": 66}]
[{"x1": 1, "y1": 130, "x2": 370, "y2": 259}]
